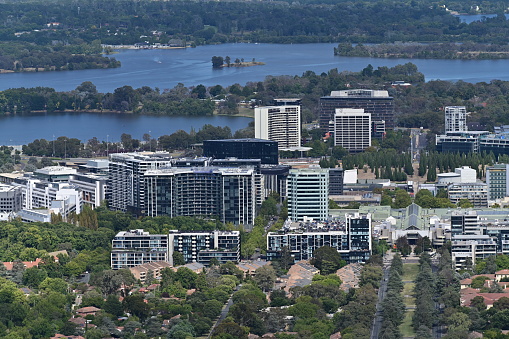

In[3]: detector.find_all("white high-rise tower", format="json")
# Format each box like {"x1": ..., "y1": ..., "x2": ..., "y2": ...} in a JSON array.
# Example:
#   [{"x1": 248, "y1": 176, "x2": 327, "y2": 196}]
[{"x1": 445, "y1": 106, "x2": 467, "y2": 133}]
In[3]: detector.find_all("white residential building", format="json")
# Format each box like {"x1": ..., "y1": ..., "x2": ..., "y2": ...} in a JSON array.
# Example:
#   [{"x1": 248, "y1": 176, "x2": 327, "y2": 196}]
[
  {"x1": 254, "y1": 105, "x2": 301, "y2": 150},
  {"x1": 69, "y1": 173, "x2": 109, "y2": 208},
  {"x1": 331, "y1": 108, "x2": 371, "y2": 152},
  {"x1": 14, "y1": 179, "x2": 81, "y2": 214},
  {"x1": 445, "y1": 106, "x2": 467, "y2": 133},
  {"x1": 287, "y1": 168, "x2": 329, "y2": 221}
]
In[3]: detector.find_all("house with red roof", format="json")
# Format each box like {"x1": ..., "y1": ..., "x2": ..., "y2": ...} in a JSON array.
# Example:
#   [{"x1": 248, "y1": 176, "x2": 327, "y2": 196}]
[
  {"x1": 76, "y1": 306, "x2": 101, "y2": 317},
  {"x1": 496, "y1": 269, "x2": 509, "y2": 282}
]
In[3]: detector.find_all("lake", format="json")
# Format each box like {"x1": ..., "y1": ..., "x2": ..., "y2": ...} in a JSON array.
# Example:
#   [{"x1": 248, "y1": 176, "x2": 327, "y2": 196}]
[
  {"x1": 455, "y1": 13, "x2": 509, "y2": 24},
  {"x1": 0, "y1": 112, "x2": 251, "y2": 146},
  {"x1": 2, "y1": 42, "x2": 509, "y2": 146},
  {"x1": 3, "y1": 43, "x2": 509, "y2": 94}
]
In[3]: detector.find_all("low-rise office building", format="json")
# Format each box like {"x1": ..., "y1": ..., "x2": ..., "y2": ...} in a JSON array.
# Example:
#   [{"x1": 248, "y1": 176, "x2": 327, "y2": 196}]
[
  {"x1": 33, "y1": 166, "x2": 78, "y2": 182},
  {"x1": 0, "y1": 183, "x2": 23, "y2": 213},
  {"x1": 448, "y1": 182, "x2": 488, "y2": 208},
  {"x1": 451, "y1": 234, "x2": 497, "y2": 270},
  {"x1": 203, "y1": 138, "x2": 279, "y2": 165}
]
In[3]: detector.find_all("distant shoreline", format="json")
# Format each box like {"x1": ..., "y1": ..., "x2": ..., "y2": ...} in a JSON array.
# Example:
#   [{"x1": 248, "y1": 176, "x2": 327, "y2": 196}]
[{"x1": 102, "y1": 44, "x2": 189, "y2": 50}]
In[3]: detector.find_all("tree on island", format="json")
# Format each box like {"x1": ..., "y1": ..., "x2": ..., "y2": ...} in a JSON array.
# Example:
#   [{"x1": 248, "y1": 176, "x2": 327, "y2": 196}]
[{"x1": 211, "y1": 56, "x2": 224, "y2": 68}]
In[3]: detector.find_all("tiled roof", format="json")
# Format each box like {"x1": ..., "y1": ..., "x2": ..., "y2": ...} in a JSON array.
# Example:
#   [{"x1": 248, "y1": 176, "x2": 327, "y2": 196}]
[
  {"x1": 76, "y1": 306, "x2": 101, "y2": 313},
  {"x1": 283, "y1": 260, "x2": 319, "y2": 295},
  {"x1": 236, "y1": 260, "x2": 271, "y2": 273},
  {"x1": 129, "y1": 261, "x2": 172, "y2": 273},
  {"x1": 336, "y1": 263, "x2": 362, "y2": 291},
  {"x1": 3, "y1": 258, "x2": 42, "y2": 270}
]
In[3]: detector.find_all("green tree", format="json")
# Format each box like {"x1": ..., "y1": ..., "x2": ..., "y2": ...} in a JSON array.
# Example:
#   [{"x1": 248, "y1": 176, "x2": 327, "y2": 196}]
[
  {"x1": 310, "y1": 246, "x2": 345, "y2": 275},
  {"x1": 393, "y1": 189, "x2": 412, "y2": 208},
  {"x1": 211, "y1": 56, "x2": 224, "y2": 68},
  {"x1": 253, "y1": 265, "x2": 276, "y2": 292},
  {"x1": 175, "y1": 267, "x2": 198, "y2": 289},
  {"x1": 192, "y1": 84, "x2": 207, "y2": 99},
  {"x1": 470, "y1": 295, "x2": 486, "y2": 311},
  {"x1": 167, "y1": 320, "x2": 196, "y2": 339},
  {"x1": 395, "y1": 236, "x2": 411, "y2": 256},
  {"x1": 38, "y1": 277, "x2": 68, "y2": 294},
  {"x1": 212, "y1": 322, "x2": 248, "y2": 339},
  {"x1": 22, "y1": 267, "x2": 48, "y2": 288},
  {"x1": 457, "y1": 198, "x2": 473, "y2": 208},
  {"x1": 123, "y1": 294, "x2": 150, "y2": 321},
  {"x1": 173, "y1": 251, "x2": 185, "y2": 266},
  {"x1": 103, "y1": 294, "x2": 123, "y2": 317}
]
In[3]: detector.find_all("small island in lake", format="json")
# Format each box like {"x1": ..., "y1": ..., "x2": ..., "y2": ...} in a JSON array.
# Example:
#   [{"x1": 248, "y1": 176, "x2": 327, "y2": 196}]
[{"x1": 211, "y1": 55, "x2": 265, "y2": 68}]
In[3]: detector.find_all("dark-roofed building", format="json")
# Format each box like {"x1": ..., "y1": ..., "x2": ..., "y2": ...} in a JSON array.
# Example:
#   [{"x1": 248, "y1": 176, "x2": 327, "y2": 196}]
[{"x1": 203, "y1": 138, "x2": 279, "y2": 165}]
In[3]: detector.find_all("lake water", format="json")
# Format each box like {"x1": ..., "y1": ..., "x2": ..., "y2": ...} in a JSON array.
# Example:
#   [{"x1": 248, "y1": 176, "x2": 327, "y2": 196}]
[
  {"x1": 2, "y1": 42, "x2": 509, "y2": 145},
  {"x1": 3, "y1": 43, "x2": 509, "y2": 94},
  {"x1": 455, "y1": 13, "x2": 509, "y2": 24},
  {"x1": 0, "y1": 112, "x2": 251, "y2": 146}
]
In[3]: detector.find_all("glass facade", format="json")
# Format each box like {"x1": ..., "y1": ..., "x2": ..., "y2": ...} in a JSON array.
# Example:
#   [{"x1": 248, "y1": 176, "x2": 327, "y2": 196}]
[
  {"x1": 319, "y1": 91, "x2": 394, "y2": 132},
  {"x1": 203, "y1": 139, "x2": 278, "y2": 165}
]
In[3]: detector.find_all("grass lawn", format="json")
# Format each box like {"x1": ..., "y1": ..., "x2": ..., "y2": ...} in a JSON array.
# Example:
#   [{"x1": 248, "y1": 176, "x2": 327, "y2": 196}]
[
  {"x1": 403, "y1": 282, "x2": 415, "y2": 307},
  {"x1": 402, "y1": 263, "x2": 419, "y2": 281},
  {"x1": 400, "y1": 309, "x2": 415, "y2": 337},
  {"x1": 215, "y1": 106, "x2": 254, "y2": 118},
  {"x1": 399, "y1": 263, "x2": 419, "y2": 337}
]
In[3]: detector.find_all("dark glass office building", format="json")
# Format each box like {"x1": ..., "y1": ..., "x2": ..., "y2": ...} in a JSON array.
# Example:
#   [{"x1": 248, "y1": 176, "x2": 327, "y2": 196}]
[
  {"x1": 203, "y1": 138, "x2": 278, "y2": 165},
  {"x1": 319, "y1": 89, "x2": 394, "y2": 132},
  {"x1": 329, "y1": 168, "x2": 344, "y2": 195}
]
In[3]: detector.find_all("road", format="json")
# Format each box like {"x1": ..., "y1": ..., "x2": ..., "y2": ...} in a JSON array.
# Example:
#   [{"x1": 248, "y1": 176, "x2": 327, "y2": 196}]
[
  {"x1": 207, "y1": 284, "x2": 241, "y2": 338},
  {"x1": 370, "y1": 251, "x2": 393, "y2": 339}
]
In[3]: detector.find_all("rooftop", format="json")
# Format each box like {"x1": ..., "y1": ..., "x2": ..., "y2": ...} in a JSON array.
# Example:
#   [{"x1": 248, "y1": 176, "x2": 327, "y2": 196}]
[
  {"x1": 328, "y1": 89, "x2": 391, "y2": 98},
  {"x1": 144, "y1": 166, "x2": 255, "y2": 176},
  {"x1": 205, "y1": 138, "x2": 277, "y2": 143},
  {"x1": 35, "y1": 166, "x2": 77, "y2": 175}
]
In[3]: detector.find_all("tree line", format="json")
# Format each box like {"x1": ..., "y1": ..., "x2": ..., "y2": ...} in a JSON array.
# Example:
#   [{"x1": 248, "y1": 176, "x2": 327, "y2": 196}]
[
  {"x1": 20, "y1": 124, "x2": 240, "y2": 159},
  {"x1": 335, "y1": 42, "x2": 509, "y2": 60},
  {"x1": 379, "y1": 253, "x2": 405, "y2": 338},
  {"x1": 3, "y1": 0, "x2": 509, "y2": 48},
  {"x1": 0, "y1": 41, "x2": 119, "y2": 72},
  {"x1": 0, "y1": 82, "x2": 215, "y2": 115}
]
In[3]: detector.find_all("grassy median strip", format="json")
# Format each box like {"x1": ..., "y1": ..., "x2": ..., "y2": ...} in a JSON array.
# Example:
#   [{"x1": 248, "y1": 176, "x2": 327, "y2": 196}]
[{"x1": 400, "y1": 263, "x2": 419, "y2": 338}]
